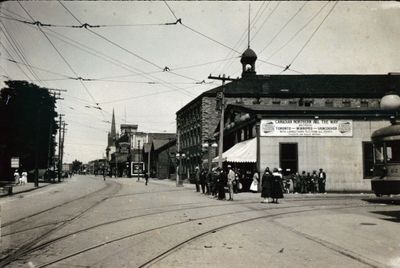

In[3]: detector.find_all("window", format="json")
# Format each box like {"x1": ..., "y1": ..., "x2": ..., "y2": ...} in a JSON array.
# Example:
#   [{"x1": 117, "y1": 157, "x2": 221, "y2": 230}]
[
  {"x1": 343, "y1": 100, "x2": 351, "y2": 107},
  {"x1": 386, "y1": 141, "x2": 400, "y2": 163},
  {"x1": 272, "y1": 100, "x2": 281, "y2": 105},
  {"x1": 360, "y1": 101, "x2": 369, "y2": 108},
  {"x1": 325, "y1": 100, "x2": 333, "y2": 107},
  {"x1": 362, "y1": 142, "x2": 374, "y2": 178},
  {"x1": 304, "y1": 100, "x2": 313, "y2": 107},
  {"x1": 374, "y1": 143, "x2": 384, "y2": 163}
]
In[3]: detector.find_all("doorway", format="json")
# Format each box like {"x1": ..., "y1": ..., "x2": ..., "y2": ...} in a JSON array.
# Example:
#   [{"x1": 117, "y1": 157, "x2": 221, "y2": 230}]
[{"x1": 279, "y1": 143, "x2": 298, "y2": 176}]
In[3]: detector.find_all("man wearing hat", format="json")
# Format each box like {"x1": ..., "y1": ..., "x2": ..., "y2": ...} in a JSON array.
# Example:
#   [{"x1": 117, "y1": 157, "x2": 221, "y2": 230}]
[
  {"x1": 318, "y1": 168, "x2": 326, "y2": 193},
  {"x1": 227, "y1": 165, "x2": 235, "y2": 201}
]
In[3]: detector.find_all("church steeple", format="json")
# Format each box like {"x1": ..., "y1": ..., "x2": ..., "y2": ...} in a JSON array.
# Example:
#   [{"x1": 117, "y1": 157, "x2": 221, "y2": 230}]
[{"x1": 110, "y1": 108, "x2": 116, "y2": 138}]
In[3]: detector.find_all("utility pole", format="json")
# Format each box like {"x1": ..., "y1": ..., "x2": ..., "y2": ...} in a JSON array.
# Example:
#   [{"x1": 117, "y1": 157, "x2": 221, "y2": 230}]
[
  {"x1": 60, "y1": 121, "x2": 67, "y2": 181},
  {"x1": 57, "y1": 114, "x2": 64, "y2": 182},
  {"x1": 208, "y1": 74, "x2": 237, "y2": 168},
  {"x1": 47, "y1": 91, "x2": 63, "y2": 172}
]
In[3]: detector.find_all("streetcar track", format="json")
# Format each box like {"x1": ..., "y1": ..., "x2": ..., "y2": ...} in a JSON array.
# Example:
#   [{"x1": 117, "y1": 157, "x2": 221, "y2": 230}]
[
  {"x1": 2, "y1": 195, "x2": 368, "y2": 237},
  {"x1": 29, "y1": 202, "x2": 374, "y2": 268},
  {"x1": 273, "y1": 221, "x2": 384, "y2": 268},
  {"x1": 0, "y1": 180, "x2": 122, "y2": 267},
  {"x1": 1, "y1": 177, "x2": 110, "y2": 228},
  {"x1": 138, "y1": 203, "x2": 383, "y2": 268}
]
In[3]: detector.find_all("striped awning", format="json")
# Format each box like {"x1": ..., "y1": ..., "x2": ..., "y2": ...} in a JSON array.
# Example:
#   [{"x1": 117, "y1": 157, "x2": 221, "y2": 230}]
[{"x1": 212, "y1": 138, "x2": 256, "y2": 163}]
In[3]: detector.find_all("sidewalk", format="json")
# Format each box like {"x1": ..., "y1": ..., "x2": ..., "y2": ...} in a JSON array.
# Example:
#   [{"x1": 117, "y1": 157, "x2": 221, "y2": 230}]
[
  {"x1": 143, "y1": 177, "x2": 376, "y2": 201},
  {"x1": 0, "y1": 182, "x2": 50, "y2": 197}
]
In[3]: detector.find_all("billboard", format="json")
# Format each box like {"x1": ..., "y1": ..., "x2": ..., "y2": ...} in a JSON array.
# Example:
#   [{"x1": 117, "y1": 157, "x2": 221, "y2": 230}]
[
  {"x1": 260, "y1": 119, "x2": 353, "y2": 137},
  {"x1": 131, "y1": 162, "x2": 145, "y2": 176}
]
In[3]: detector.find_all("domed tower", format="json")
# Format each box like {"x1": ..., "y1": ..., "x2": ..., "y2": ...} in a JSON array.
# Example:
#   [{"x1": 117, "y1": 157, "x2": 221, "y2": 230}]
[{"x1": 240, "y1": 47, "x2": 257, "y2": 77}]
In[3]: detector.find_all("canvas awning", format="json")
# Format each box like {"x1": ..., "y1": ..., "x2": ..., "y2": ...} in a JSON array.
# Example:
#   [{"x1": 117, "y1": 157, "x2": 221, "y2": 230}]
[{"x1": 212, "y1": 138, "x2": 256, "y2": 163}]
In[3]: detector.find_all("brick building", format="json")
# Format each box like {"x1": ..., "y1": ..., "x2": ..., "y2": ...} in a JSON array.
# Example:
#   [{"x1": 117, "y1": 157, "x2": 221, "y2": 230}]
[{"x1": 176, "y1": 47, "x2": 400, "y2": 180}]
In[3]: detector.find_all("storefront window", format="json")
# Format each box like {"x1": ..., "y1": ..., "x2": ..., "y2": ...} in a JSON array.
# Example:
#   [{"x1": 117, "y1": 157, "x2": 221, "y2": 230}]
[{"x1": 386, "y1": 141, "x2": 400, "y2": 163}]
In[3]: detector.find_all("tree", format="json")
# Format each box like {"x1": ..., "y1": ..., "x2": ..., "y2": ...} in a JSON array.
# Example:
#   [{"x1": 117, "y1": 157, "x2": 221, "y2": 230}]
[
  {"x1": 72, "y1": 159, "x2": 83, "y2": 173},
  {"x1": 0, "y1": 80, "x2": 58, "y2": 181}
]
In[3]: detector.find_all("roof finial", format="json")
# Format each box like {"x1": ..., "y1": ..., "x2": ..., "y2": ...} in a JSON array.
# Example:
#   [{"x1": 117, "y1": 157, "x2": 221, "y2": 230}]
[{"x1": 248, "y1": 3, "x2": 251, "y2": 49}]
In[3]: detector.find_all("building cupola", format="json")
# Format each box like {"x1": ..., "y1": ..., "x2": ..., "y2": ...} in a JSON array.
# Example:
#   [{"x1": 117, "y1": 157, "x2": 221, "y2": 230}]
[{"x1": 241, "y1": 47, "x2": 257, "y2": 77}]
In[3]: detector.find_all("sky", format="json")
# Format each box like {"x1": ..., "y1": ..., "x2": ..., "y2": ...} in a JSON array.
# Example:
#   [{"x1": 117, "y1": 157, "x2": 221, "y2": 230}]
[{"x1": 1, "y1": 1, "x2": 399, "y2": 163}]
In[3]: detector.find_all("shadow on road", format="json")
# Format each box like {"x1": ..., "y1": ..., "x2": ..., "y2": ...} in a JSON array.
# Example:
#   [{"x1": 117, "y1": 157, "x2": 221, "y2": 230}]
[
  {"x1": 369, "y1": 210, "x2": 400, "y2": 223},
  {"x1": 362, "y1": 197, "x2": 400, "y2": 205}
]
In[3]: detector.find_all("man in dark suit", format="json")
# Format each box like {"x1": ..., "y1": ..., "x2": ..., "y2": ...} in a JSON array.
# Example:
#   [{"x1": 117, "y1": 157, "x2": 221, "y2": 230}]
[{"x1": 318, "y1": 168, "x2": 326, "y2": 193}]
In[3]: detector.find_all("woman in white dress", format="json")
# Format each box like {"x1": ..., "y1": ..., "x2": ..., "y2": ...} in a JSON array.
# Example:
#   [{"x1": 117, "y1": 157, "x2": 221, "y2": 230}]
[{"x1": 21, "y1": 170, "x2": 28, "y2": 184}]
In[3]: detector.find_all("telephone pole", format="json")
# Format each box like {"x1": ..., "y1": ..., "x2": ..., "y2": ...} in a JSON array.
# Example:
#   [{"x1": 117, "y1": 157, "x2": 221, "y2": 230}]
[
  {"x1": 207, "y1": 74, "x2": 237, "y2": 168},
  {"x1": 57, "y1": 114, "x2": 65, "y2": 182}
]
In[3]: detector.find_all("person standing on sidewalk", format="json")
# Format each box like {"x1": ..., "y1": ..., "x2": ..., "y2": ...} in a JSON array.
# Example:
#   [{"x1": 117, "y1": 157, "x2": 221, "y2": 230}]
[
  {"x1": 144, "y1": 171, "x2": 149, "y2": 186},
  {"x1": 200, "y1": 168, "x2": 207, "y2": 194},
  {"x1": 21, "y1": 170, "x2": 28, "y2": 184},
  {"x1": 261, "y1": 167, "x2": 272, "y2": 203},
  {"x1": 318, "y1": 168, "x2": 326, "y2": 193},
  {"x1": 227, "y1": 165, "x2": 235, "y2": 201},
  {"x1": 14, "y1": 169, "x2": 20, "y2": 185},
  {"x1": 194, "y1": 167, "x2": 200, "y2": 192},
  {"x1": 271, "y1": 168, "x2": 284, "y2": 203}
]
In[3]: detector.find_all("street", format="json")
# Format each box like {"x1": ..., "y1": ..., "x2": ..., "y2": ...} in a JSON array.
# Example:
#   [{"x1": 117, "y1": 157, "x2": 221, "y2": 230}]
[{"x1": 1, "y1": 175, "x2": 399, "y2": 268}]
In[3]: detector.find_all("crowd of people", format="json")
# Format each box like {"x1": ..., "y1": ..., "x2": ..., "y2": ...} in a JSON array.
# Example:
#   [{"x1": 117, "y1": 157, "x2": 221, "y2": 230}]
[{"x1": 194, "y1": 165, "x2": 327, "y2": 203}]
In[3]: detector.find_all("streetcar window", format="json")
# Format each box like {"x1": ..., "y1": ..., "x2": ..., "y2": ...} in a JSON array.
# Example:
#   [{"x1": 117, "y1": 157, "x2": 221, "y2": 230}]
[
  {"x1": 374, "y1": 144, "x2": 384, "y2": 163},
  {"x1": 386, "y1": 141, "x2": 400, "y2": 163}
]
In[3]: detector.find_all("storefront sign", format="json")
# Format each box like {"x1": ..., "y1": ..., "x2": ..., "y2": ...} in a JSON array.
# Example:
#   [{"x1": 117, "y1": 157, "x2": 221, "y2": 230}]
[
  {"x1": 260, "y1": 119, "x2": 353, "y2": 137},
  {"x1": 11, "y1": 157, "x2": 19, "y2": 168}
]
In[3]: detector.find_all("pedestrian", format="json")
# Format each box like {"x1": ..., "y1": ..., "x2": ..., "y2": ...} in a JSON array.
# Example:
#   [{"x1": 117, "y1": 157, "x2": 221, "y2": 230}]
[
  {"x1": 311, "y1": 170, "x2": 318, "y2": 193},
  {"x1": 217, "y1": 168, "x2": 226, "y2": 200},
  {"x1": 14, "y1": 169, "x2": 20, "y2": 185},
  {"x1": 318, "y1": 168, "x2": 327, "y2": 193},
  {"x1": 292, "y1": 172, "x2": 301, "y2": 193},
  {"x1": 206, "y1": 170, "x2": 212, "y2": 195},
  {"x1": 261, "y1": 167, "x2": 273, "y2": 203},
  {"x1": 300, "y1": 171, "x2": 307, "y2": 193},
  {"x1": 103, "y1": 168, "x2": 106, "y2": 181},
  {"x1": 200, "y1": 168, "x2": 207, "y2": 194},
  {"x1": 144, "y1": 171, "x2": 149, "y2": 186},
  {"x1": 250, "y1": 170, "x2": 259, "y2": 193},
  {"x1": 21, "y1": 169, "x2": 28, "y2": 184},
  {"x1": 306, "y1": 172, "x2": 312, "y2": 193},
  {"x1": 271, "y1": 168, "x2": 284, "y2": 203},
  {"x1": 194, "y1": 167, "x2": 201, "y2": 192},
  {"x1": 227, "y1": 165, "x2": 235, "y2": 201}
]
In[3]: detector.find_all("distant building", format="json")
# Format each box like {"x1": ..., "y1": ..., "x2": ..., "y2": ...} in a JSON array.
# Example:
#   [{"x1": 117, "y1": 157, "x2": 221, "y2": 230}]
[{"x1": 105, "y1": 110, "x2": 176, "y2": 178}]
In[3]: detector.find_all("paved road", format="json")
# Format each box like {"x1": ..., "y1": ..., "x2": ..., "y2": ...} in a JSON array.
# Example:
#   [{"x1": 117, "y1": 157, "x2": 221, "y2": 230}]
[{"x1": 1, "y1": 175, "x2": 399, "y2": 268}]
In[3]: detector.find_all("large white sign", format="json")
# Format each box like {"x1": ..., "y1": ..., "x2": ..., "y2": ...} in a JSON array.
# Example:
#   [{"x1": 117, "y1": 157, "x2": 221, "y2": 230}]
[{"x1": 260, "y1": 119, "x2": 353, "y2": 137}]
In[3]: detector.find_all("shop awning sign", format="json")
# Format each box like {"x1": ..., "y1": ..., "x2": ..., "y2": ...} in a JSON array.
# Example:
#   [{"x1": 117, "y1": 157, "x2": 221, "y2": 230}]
[
  {"x1": 11, "y1": 157, "x2": 19, "y2": 168},
  {"x1": 260, "y1": 119, "x2": 353, "y2": 137}
]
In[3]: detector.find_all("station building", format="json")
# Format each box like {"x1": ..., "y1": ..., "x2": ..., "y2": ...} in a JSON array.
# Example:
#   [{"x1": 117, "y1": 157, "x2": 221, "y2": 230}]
[
  {"x1": 217, "y1": 104, "x2": 397, "y2": 192},
  {"x1": 176, "y1": 47, "x2": 400, "y2": 189}
]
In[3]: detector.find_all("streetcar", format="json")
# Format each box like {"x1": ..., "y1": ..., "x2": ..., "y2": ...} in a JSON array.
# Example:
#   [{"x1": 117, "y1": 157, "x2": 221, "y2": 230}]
[{"x1": 371, "y1": 122, "x2": 400, "y2": 196}]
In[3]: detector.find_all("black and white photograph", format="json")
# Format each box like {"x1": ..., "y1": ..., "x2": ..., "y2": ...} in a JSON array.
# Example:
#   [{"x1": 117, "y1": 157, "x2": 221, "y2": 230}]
[{"x1": 0, "y1": 1, "x2": 400, "y2": 267}]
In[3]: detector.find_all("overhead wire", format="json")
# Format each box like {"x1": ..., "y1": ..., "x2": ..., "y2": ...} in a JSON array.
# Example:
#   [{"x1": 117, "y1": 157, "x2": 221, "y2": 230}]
[
  {"x1": 250, "y1": 2, "x2": 282, "y2": 42},
  {"x1": 265, "y1": 1, "x2": 331, "y2": 61},
  {"x1": 17, "y1": 1, "x2": 103, "y2": 115},
  {"x1": 0, "y1": 22, "x2": 43, "y2": 83},
  {"x1": 0, "y1": 39, "x2": 32, "y2": 80},
  {"x1": 56, "y1": 2, "x2": 196, "y2": 97},
  {"x1": 259, "y1": 1, "x2": 308, "y2": 55},
  {"x1": 216, "y1": 1, "x2": 270, "y2": 74},
  {"x1": 283, "y1": 1, "x2": 338, "y2": 72}
]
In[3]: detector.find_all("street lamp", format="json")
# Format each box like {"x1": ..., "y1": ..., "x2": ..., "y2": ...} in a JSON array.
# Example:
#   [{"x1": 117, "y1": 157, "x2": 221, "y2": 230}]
[
  {"x1": 202, "y1": 139, "x2": 218, "y2": 173},
  {"x1": 176, "y1": 151, "x2": 186, "y2": 187}
]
